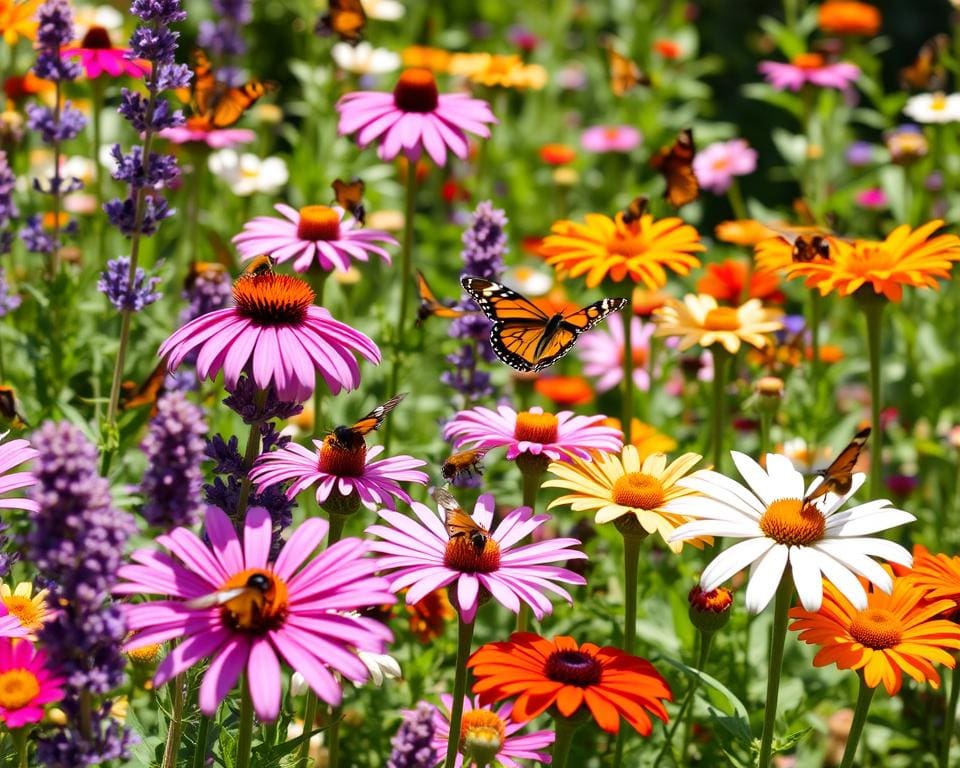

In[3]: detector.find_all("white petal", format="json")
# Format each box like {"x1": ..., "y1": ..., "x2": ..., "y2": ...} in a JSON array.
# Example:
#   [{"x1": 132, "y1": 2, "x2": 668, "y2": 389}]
[
  {"x1": 678, "y1": 471, "x2": 765, "y2": 517},
  {"x1": 666, "y1": 497, "x2": 759, "y2": 525},
  {"x1": 731, "y1": 452, "x2": 778, "y2": 506},
  {"x1": 764, "y1": 454, "x2": 805, "y2": 499},
  {"x1": 809, "y1": 547, "x2": 868, "y2": 610},
  {"x1": 789, "y1": 546, "x2": 824, "y2": 611},
  {"x1": 701, "y1": 537, "x2": 775, "y2": 591},
  {"x1": 669, "y1": 520, "x2": 759, "y2": 541},
  {"x1": 825, "y1": 505, "x2": 915, "y2": 536},
  {"x1": 744, "y1": 544, "x2": 789, "y2": 613},
  {"x1": 815, "y1": 541, "x2": 893, "y2": 592}
]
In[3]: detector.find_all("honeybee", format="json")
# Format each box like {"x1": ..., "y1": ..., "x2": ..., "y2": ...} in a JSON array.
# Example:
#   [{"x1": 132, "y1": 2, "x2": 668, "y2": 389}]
[
  {"x1": 185, "y1": 571, "x2": 285, "y2": 631},
  {"x1": 441, "y1": 447, "x2": 488, "y2": 483},
  {"x1": 330, "y1": 394, "x2": 406, "y2": 451},
  {"x1": 803, "y1": 427, "x2": 871, "y2": 505},
  {"x1": 620, "y1": 195, "x2": 648, "y2": 225},
  {"x1": 0, "y1": 386, "x2": 28, "y2": 428},
  {"x1": 431, "y1": 486, "x2": 490, "y2": 554},
  {"x1": 768, "y1": 226, "x2": 836, "y2": 263}
]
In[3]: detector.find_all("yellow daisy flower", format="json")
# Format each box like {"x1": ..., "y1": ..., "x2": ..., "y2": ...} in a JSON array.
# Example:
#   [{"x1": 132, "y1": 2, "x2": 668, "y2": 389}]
[
  {"x1": 653, "y1": 293, "x2": 783, "y2": 354},
  {"x1": 0, "y1": 581, "x2": 49, "y2": 632}
]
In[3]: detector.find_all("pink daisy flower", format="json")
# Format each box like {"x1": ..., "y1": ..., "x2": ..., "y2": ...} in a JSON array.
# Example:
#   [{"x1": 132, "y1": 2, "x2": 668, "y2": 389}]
[
  {"x1": 0, "y1": 434, "x2": 37, "y2": 515},
  {"x1": 580, "y1": 125, "x2": 642, "y2": 153},
  {"x1": 116, "y1": 506, "x2": 396, "y2": 722},
  {"x1": 61, "y1": 26, "x2": 149, "y2": 79},
  {"x1": 159, "y1": 272, "x2": 380, "y2": 402},
  {"x1": 337, "y1": 68, "x2": 497, "y2": 165},
  {"x1": 428, "y1": 695, "x2": 554, "y2": 768},
  {"x1": 232, "y1": 204, "x2": 397, "y2": 274},
  {"x1": 366, "y1": 493, "x2": 586, "y2": 623},
  {"x1": 0, "y1": 639, "x2": 64, "y2": 727},
  {"x1": 159, "y1": 125, "x2": 256, "y2": 149},
  {"x1": 692, "y1": 138, "x2": 758, "y2": 194},
  {"x1": 249, "y1": 438, "x2": 428, "y2": 512},
  {"x1": 758, "y1": 53, "x2": 860, "y2": 92},
  {"x1": 577, "y1": 313, "x2": 656, "y2": 393},
  {"x1": 443, "y1": 405, "x2": 622, "y2": 462}
]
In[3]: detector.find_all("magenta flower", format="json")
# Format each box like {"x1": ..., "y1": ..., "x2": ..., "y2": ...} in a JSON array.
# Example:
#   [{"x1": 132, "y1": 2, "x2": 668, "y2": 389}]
[
  {"x1": 62, "y1": 26, "x2": 148, "y2": 79},
  {"x1": 692, "y1": 138, "x2": 758, "y2": 194},
  {"x1": 855, "y1": 187, "x2": 888, "y2": 210},
  {"x1": 116, "y1": 506, "x2": 396, "y2": 722},
  {"x1": 159, "y1": 125, "x2": 256, "y2": 148},
  {"x1": 337, "y1": 68, "x2": 497, "y2": 165},
  {"x1": 0, "y1": 434, "x2": 37, "y2": 514},
  {"x1": 443, "y1": 405, "x2": 622, "y2": 462},
  {"x1": 428, "y1": 695, "x2": 554, "y2": 768},
  {"x1": 250, "y1": 438, "x2": 428, "y2": 512},
  {"x1": 232, "y1": 204, "x2": 397, "y2": 274},
  {"x1": 159, "y1": 272, "x2": 380, "y2": 402},
  {"x1": 758, "y1": 53, "x2": 860, "y2": 92},
  {"x1": 0, "y1": 639, "x2": 64, "y2": 727},
  {"x1": 366, "y1": 494, "x2": 586, "y2": 623},
  {"x1": 577, "y1": 313, "x2": 656, "y2": 393},
  {"x1": 580, "y1": 125, "x2": 642, "y2": 153}
]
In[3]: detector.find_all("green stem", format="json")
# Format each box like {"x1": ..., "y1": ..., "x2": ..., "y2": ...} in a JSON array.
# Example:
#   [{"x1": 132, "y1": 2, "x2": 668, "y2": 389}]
[
  {"x1": 443, "y1": 616, "x2": 476, "y2": 768},
  {"x1": 727, "y1": 178, "x2": 749, "y2": 221},
  {"x1": 551, "y1": 715, "x2": 579, "y2": 768},
  {"x1": 939, "y1": 661, "x2": 960, "y2": 768},
  {"x1": 237, "y1": 679, "x2": 254, "y2": 768},
  {"x1": 91, "y1": 79, "x2": 104, "y2": 215},
  {"x1": 160, "y1": 675, "x2": 184, "y2": 768},
  {"x1": 185, "y1": 148, "x2": 206, "y2": 265},
  {"x1": 191, "y1": 714, "x2": 210, "y2": 768},
  {"x1": 838, "y1": 672, "x2": 877, "y2": 768},
  {"x1": 611, "y1": 529, "x2": 644, "y2": 768},
  {"x1": 12, "y1": 727, "x2": 27, "y2": 768},
  {"x1": 711, "y1": 349, "x2": 730, "y2": 472},
  {"x1": 655, "y1": 631, "x2": 713, "y2": 765},
  {"x1": 760, "y1": 410, "x2": 772, "y2": 458},
  {"x1": 757, "y1": 577, "x2": 794, "y2": 768},
  {"x1": 296, "y1": 691, "x2": 320, "y2": 768},
  {"x1": 327, "y1": 704, "x2": 343, "y2": 768},
  {"x1": 234, "y1": 390, "x2": 269, "y2": 525},
  {"x1": 622, "y1": 301, "x2": 634, "y2": 443},
  {"x1": 860, "y1": 294, "x2": 887, "y2": 499}
]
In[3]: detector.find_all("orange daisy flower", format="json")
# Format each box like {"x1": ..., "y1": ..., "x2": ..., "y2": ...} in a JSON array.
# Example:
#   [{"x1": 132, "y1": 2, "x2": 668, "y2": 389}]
[
  {"x1": 817, "y1": 1, "x2": 881, "y2": 36},
  {"x1": 468, "y1": 632, "x2": 672, "y2": 735},
  {"x1": 696, "y1": 259, "x2": 783, "y2": 304},
  {"x1": 0, "y1": 0, "x2": 41, "y2": 45},
  {"x1": 540, "y1": 212, "x2": 704, "y2": 289},
  {"x1": 900, "y1": 546, "x2": 960, "y2": 609},
  {"x1": 789, "y1": 574, "x2": 960, "y2": 695}
]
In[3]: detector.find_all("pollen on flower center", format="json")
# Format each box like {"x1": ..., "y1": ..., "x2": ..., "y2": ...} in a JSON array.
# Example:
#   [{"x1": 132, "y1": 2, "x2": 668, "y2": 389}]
[
  {"x1": 545, "y1": 649, "x2": 603, "y2": 687},
  {"x1": 443, "y1": 534, "x2": 501, "y2": 574},
  {"x1": 232, "y1": 273, "x2": 315, "y2": 325},
  {"x1": 849, "y1": 608, "x2": 903, "y2": 649},
  {"x1": 81, "y1": 25, "x2": 113, "y2": 49},
  {"x1": 0, "y1": 668, "x2": 39, "y2": 709},
  {"x1": 216, "y1": 567, "x2": 289, "y2": 634},
  {"x1": 603, "y1": 127, "x2": 622, "y2": 140},
  {"x1": 514, "y1": 411, "x2": 559, "y2": 444},
  {"x1": 702, "y1": 307, "x2": 741, "y2": 331},
  {"x1": 318, "y1": 435, "x2": 367, "y2": 477},
  {"x1": 931, "y1": 92, "x2": 947, "y2": 111},
  {"x1": 759, "y1": 499, "x2": 825, "y2": 546},
  {"x1": 612, "y1": 472, "x2": 665, "y2": 509},
  {"x1": 2, "y1": 596, "x2": 39, "y2": 629},
  {"x1": 393, "y1": 68, "x2": 439, "y2": 113},
  {"x1": 848, "y1": 243, "x2": 895, "y2": 273},
  {"x1": 791, "y1": 52, "x2": 825, "y2": 70},
  {"x1": 460, "y1": 709, "x2": 506, "y2": 753},
  {"x1": 296, "y1": 205, "x2": 341, "y2": 241}
]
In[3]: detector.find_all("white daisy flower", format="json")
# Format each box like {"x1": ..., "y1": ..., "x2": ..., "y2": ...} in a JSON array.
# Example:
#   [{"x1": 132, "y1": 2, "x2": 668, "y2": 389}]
[
  {"x1": 667, "y1": 452, "x2": 915, "y2": 614},
  {"x1": 361, "y1": 0, "x2": 404, "y2": 21},
  {"x1": 331, "y1": 41, "x2": 401, "y2": 75},
  {"x1": 207, "y1": 150, "x2": 289, "y2": 197},
  {"x1": 903, "y1": 92, "x2": 960, "y2": 124}
]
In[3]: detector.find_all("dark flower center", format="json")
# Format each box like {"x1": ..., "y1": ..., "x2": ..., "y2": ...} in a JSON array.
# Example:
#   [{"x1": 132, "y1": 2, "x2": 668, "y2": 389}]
[
  {"x1": 81, "y1": 26, "x2": 113, "y2": 49},
  {"x1": 318, "y1": 435, "x2": 366, "y2": 477},
  {"x1": 393, "y1": 68, "x2": 439, "y2": 113},
  {"x1": 545, "y1": 650, "x2": 603, "y2": 687},
  {"x1": 232, "y1": 273, "x2": 314, "y2": 326}
]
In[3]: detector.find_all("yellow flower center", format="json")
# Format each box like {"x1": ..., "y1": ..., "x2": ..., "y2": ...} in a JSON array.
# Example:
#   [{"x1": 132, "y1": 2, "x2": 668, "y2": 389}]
[
  {"x1": 393, "y1": 68, "x2": 439, "y2": 112},
  {"x1": 0, "y1": 668, "x2": 39, "y2": 710},
  {"x1": 611, "y1": 472, "x2": 666, "y2": 510},
  {"x1": 791, "y1": 52, "x2": 825, "y2": 69},
  {"x1": 460, "y1": 709, "x2": 506, "y2": 754},
  {"x1": 296, "y1": 205, "x2": 341, "y2": 241},
  {"x1": 127, "y1": 643, "x2": 162, "y2": 664},
  {"x1": 513, "y1": 411, "x2": 559, "y2": 444},
  {"x1": 842, "y1": 242, "x2": 897, "y2": 277},
  {"x1": 2, "y1": 596, "x2": 41, "y2": 629},
  {"x1": 849, "y1": 608, "x2": 902, "y2": 649},
  {"x1": 758, "y1": 499, "x2": 825, "y2": 546},
  {"x1": 931, "y1": 92, "x2": 947, "y2": 111},
  {"x1": 702, "y1": 307, "x2": 742, "y2": 331},
  {"x1": 216, "y1": 568, "x2": 289, "y2": 634}
]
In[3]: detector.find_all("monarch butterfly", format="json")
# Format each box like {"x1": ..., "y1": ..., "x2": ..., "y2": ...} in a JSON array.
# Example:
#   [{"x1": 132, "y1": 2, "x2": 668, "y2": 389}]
[
  {"x1": 238, "y1": 254, "x2": 276, "y2": 281},
  {"x1": 185, "y1": 571, "x2": 283, "y2": 631},
  {"x1": 119, "y1": 361, "x2": 167, "y2": 415},
  {"x1": 461, "y1": 276, "x2": 627, "y2": 373},
  {"x1": 621, "y1": 195, "x2": 649, "y2": 225},
  {"x1": 332, "y1": 178, "x2": 365, "y2": 225},
  {"x1": 190, "y1": 50, "x2": 275, "y2": 130},
  {"x1": 441, "y1": 447, "x2": 489, "y2": 483},
  {"x1": 431, "y1": 486, "x2": 489, "y2": 554},
  {"x1": 605, "y1": 44, "x2": 650, "y2": 97},
  {"x1": 330, "y1": 393, "x2": 407, "y2": 451},
  {"x1": 803, "y1": 427, "x2": 871, "y2": 505},
  {"x1": 900, "y1": 34, "x2": 948, "y2": 91},
  {"x1": 315, "y1": 0, "x2": 366, "y2": 45},
  {"x1": 650, "y1": 129, "x2": 699, "y2": 208},
  {"x1": 415, "y1": 270, "x2": 471, "y2": 326}
]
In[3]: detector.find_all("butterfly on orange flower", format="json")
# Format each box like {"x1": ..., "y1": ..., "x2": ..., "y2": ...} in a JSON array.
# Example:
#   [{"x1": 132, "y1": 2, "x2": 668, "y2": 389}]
[
  {"x1": 189, "y1": 50, "x2": 275, "y2": 130},
  {"x1": 803, "y1": 427, "x2": 871, "y2": 505},
  {"x1": 119, "y1": 361, "x2": 168, "y2": 415},
  {"x1": 330, "y1": 393, "x2": 406, "y2": 451},
  {"x1": 332, "y1": 177, "x2": 365, "y2": 225},
  {"x1": 441, "y1": 447, "x2": 489, "y2": 483},
  {"x1": 621, "y1": 195, "x2": 649, "y2": 225},
  {"x1": 315, "y1": 0, "x2": 366, "y2": 45},
  {"x1": 900, "y1": 34, "x2": 949, "y2": 91},
  {"x1": 431, "y1": 486, "x2": 489, "y2": 554},
  {"x1": 461, "y1": 276, "x2": 627, "y2": 373},
  {"x1": 650, "y1": 129, "x2": 699, "y2": 207},
  {"x1": 415, "y1": 270, "x2": 472, "y2": 327},
  {"x1": 605, "y1": 43, "x2": 650, "y2": 97}
]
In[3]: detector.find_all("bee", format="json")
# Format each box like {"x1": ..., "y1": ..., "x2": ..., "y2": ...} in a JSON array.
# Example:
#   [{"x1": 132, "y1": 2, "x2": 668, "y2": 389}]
[
  {"x1": 185, "y1": 570, "x2": 285, "y2": 631},
  {"x1": 238, "y1": 254, "x2": 276, "y2": 280},
  {"x1": 0, "y1": 386, "x2": 28, "y2": 428},
  {"x1": 330, "y1": 394, "x2": 406, "y2": 451},
  {"x1": 431, "y1": 486, "x2": 490, "y2": 554},
  {"x1": 441, "y1": 447, "x2": 489, "y2": 483},
  {"x1": 803, "y1": 427, "x2": 871, "y2": 505},
  {"x1": 620, "y1": 195, "x2": 648, "y2": 225}
]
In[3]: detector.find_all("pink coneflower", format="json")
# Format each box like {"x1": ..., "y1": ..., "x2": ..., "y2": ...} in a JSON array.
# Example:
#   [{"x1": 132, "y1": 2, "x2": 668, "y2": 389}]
[
  {"x1": 159, "y1": 125, "x2": 256, "y2": 149},
  {"x1": 61, "y1": 26, "x2": 148, "y2": 79},
  {"x1": 249, "y1": 438, "x2": 428, "y2": 512},
  {"x1": 581, "y1": 125, "x2": 642, "y2": 153},
  {"x1": 0, "y1": 435, "x2": 37, "y2": 515},
  {"x1": 0, "y1": 639, "x2": 64, "y2": 727},
  {"x1": 232, "y1": 204, "x2": 397, "y2": 274},
  {"x1": 758, "y1": 53, "x2": 860, "y2": 92},
  {"x1": 443, "y1": 405, "x2": 622, "y2": 462},
  {"x1": 366, "y1": 494, "x2": 586, "y2": 623},
  {"x1": 577, "y1": 313, "x2": 656, "y2": 393},
  {"x1": 116, "y1": 506, "x2": 396, "y2": 721},
  {"x1": 159, "y1": 271, "x2": 379, "y2": 402},
  {"x1": 428, "y1": 695, "x2": 554, "y2": 768},
  {"x1": 692, "y1": 139, "x2": 757, "y2": 194},
  {"x1": 336, "y1": 68, "x2": 497, "y2": 165},
  {"x1": 855, "y1": 187, "x2": 888, "y2": 209}
]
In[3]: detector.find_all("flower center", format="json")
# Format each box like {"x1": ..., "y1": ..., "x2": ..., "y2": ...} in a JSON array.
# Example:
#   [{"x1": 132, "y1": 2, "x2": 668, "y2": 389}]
[
  {"x1": 619, "y1": 342, "x2": 648, "y2": 368},
  {"x1": 81, "y1": 25, "x2": 113, "y2": 49},
  {"x1": 443, "y1": 532, "x2": 501, "y2": 574},
  {"x1": 127, "y1": 642, "x2": 161, "y2": 664},
  {"x1": 460, "y1": 709, "x2": 506, "y2": 760},
  {"x1": 844, "y1": 242, "x2": 896, "y2": 276},
  {"x1": 849, "y1": 608, "x2": 902, "y2": 649},
  {"x1": 393, "y1": 68, "x2": 439, "y2": 113},
  {"x1": 232, "y1": 273, "x2": 314, "y2": 326},
  {"x1": 296, "y1": 205, "x2": 341, "y2": 241},
  {"x1": 703, "y1": 307, "x2": 742, "y2": 331},
  {"x1": 216, "y1": 568, "x2": 289, "y2": 634},
  {"x1": 513, "y1": 411, "x2": 559, "y2": 444},
  {"x1": 2, "y1": 596, "x2": 41, "y2": 629},
  {"x1": 545, "y1": 649, "x2": 602, "y2": 687},
  {"x1": 611, "y1": 472, "x2": 666, "y2": 510},
  {"x1": 0, "y1": 668, "x2": 39, "y2": 710},
  {"x1": 688, "y1": 584, "x2": 733, "y2": 613},
  {"x1": 931, "y1": 92, "x2": 947, "y2": 111},
  {"x1": 758, "y1": 499, "x2": 825, "y2": 546},
  {"x1": 318, "y1": 434, "x2": 367, "y2": 477},
  {"x1": 791, "y1": 52, "x2": 825, "y2": 70},
  {"x1": 603, "y1": 127, "x2": 621, "y2": 140}
]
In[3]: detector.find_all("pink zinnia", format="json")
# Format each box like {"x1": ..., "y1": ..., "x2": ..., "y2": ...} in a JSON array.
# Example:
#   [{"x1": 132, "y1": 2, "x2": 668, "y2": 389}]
[
  {"x1": 758, "y1": 53, "x2": 860, "y2": 92},
  {"x1": 581, "y1": 125, "x2": 642, "y2": 153},
  {"x1": 159, "y1": 271, "x2": 380, "y2": 402},
  {"x1": 232, "y1": 204, "x2": 397, "y2": 274},
  {"x1": 116, "y1": 506, "x2": 396, "y2": 721},
  {"x1": 249, "y1": 438, "x2": 428, "y2": 512},
  {"x1": 0, "y1": 435, "x2": 37, "y2": 515},
  {"x1": 855, "y1": 187, "x2": 888, "y2": 209},
  {"x1": 0, "y1": 639, "x2": 64, "y2": 727},
  {"x1": 337, "y1": 68, "x2": 497, "y2": 165},
  {"x1": 366, "y1": 493, "x2": 586, "y2": 623},
  {"x1": 443, "y1": 405, "x2": 622, "y2": 462},
  {"x1": 692, "y1": 139, "x2": 758, "y2": 194},
  {"x1": 159, "y1": 125, "x2": 256, "y2": 149},
  {"x1": 61, "y1": 26, "x2": 148, "y2": 79},
  {"x1": 577, "y1": 314, "x2": 656, "y2": 393}
]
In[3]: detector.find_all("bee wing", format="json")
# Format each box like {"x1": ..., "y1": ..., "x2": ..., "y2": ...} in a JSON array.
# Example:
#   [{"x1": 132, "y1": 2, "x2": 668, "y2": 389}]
[{"x1": 184, "y1": 587, "x2": 248, "y2": 610}]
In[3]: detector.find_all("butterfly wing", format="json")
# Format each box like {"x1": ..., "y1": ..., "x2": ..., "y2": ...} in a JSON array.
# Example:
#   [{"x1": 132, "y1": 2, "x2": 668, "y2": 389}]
[
  {"x1": 650, "y1": 129, "x2": 699, "y2": 207},
  {"x1": 121, "y1": 361, "x2": 168, "y2": 413},
  {"x1": 316, "y1": 0, "x2": 366, "y2": 44},
  {"x1": 803, "y1": 427, "x2": 871, "y2": 503},
  {"x1": 415, "y1": 271, "x2": 464, "y2": 325},
  {"x1": 900, "y1": 35, "x2": 948, "y2": 91},
  {"x1": 350, "y1": 393, "x2": 407, "y2": 436},
  {"x1": 332, "y1": 177, "x2": 365, "y2": 224},
  {"x1": 192, "y1": 49, "x2": 218, "y2": 117},
  {"x1": 607, "y1": 47, "x2": 649, "y2": 96},
  {"x1": 210, "y1": 81, "x2": 275, "y2": 129},
  {"x1": 527, "y1": 298, "x2": 628, "y2": 371}
]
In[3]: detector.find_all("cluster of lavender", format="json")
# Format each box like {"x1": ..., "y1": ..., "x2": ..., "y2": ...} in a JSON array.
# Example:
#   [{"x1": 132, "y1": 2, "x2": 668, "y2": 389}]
[
  {"x1": 97, "y1": 257, "x2": 162, "y2": 312},
  {"x1": 27, "y1": 422, "x2": 137, "y2": 766},
  {"x1": 0, "y1": 152, "x2": 20, "y2": 318},
  {"x1": 387, "y1": 702, "x2": 438, "y2": 768},
  {"x1": 197, "y1": 0, "x2": 251, "y2": 86}
]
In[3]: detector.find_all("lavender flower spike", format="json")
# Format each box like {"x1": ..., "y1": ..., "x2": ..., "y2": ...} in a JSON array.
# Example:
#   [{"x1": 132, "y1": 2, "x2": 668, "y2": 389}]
[
  {"x1": 98, "y1": 256, "x2": 162, "y2": 312},
  {"x1": 387, "y1": 703, "x2": 438, "y2": 768}
]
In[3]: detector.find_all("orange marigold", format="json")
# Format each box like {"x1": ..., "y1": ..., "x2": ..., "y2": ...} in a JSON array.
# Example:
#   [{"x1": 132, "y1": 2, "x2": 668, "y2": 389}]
[{"x1": 818, "y1": 1, "x2": 881, "y2": 36}]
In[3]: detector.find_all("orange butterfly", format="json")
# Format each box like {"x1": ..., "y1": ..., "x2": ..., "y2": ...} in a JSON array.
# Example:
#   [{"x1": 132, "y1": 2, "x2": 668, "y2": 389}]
[
  {"x1": 441, "y1": 447, "x2": 489, "y2": 483},
  {"x1": 621, "y1": 195, "x2": 648, "y2": 225},
  {"x1": 431, "y1": 486, "x2": 490, "y2": 554},
  {"x1": 330, "y1": 394, "x2": 406, "y2": 451},
  {"x1": 461, "y1": 276, "x2": 627, "y2": 373},
  {"x1": 803, "y1": 427, "x2": 871, "y2": 505},
  {"x1": 315, "y1": 0, "x2": 366, "y2": 45},
  {"x1": 190, "y1": 50, "x2": 275, "y2": 130},
  {"x1": 415, "y1": 270, "x2": 471, "y2": 327},
  {"x1": 900, "y1": 34, "x2": 949, "y2": 91},
  {"x1": 605, "y1": 44, "x2": 650, "y2": 97},
  {"x1": 650, "y1": 129, "x2": 699, "y2": 207},
  {"x1": 119, "y1": 361, "x2": 167, "y2": 415},
  {"x1": 332, "y1": 178, "x2": 365, "y2": 225}
]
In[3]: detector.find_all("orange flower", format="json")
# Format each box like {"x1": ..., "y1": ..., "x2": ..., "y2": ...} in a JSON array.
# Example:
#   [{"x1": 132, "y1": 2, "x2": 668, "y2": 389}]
[
  {"x1": 540, "y1": 212, "x2": 704, "y2": 289},
  {"x1": 405, "y1": 587, "x2": 455, "y2": 643},
  {"x1": 805, "y1": 344, "x2": 844, "y2": 363},
  {"x1": 818, "y1": 1, "x2": 881, "y2": 36},
  {"x1": 0, "y1": 0, "x2": 41, "y2": 45},
  {"x1": 900, "y1": 546, "x2": 960, "y2": 608},
  {"x1": 789, "y1": 574, "x2": 960, "y2": 695},
  {"x1": 753, "y1": 229, "x2": 842, "y2": 274},
  {"x1": 401, "y1": 45, "x2": 451, "y2": 72},
  {"x1": 3, "y1": 72, "x2": 53, "y2": 103},
  {"x1": 696, "y1": 259, "x2": 783, "y2": 304},
  {"x1": 784, "y1": 220, "x2": 960, "y2": 302},
  {"x1": 715, "y1": 219, "x2": 778, "y2": 246},
  {"x1": 535, "y1": 376, "x2": 594, "y2": 407},
  {"x1": 631, "y1": 288, "x2": 669, "y2": 316},
  {"x1": 602, "y1": 418, "x2": 677, "y2": 460},
  {"x1": 539, "y1": 143, "x2": 576, "y2": 166},
  {"x1": 653, "y1": 39, "x2": 682, "y2": 59},
  {"x1": 468, "y1": 632, "x2": 672, "y2": 735},
  {"x1": 449, "y1": 52, "x2": 547, "y2": 90}
]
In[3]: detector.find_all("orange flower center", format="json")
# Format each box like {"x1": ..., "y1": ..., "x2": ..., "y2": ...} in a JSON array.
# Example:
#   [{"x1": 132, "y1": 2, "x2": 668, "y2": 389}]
[
  {"x1": 607, "y1": 231, "x2": 648, "y2": 256},
  {"x1": 758, "y1": 499, "x2": 825, "y2": 546},
  {"x1": 460, "y1": 709, "x2": 506, "y2": 753},
  {"x1": 232, "y1": 273, "x2": 315, "y2": 325},
  {"x1": 393, "y1": 68, "x2": 439, "y2": 113},
  {"x1": 2, "y1": 596, "x2": 41, "y2": 629},
  {"x1": 688, "y1": 585, "x2": 733, "y2": 613},
  {"x1": 791, "y1": 53, "x2": 826, "y2": 70},
  {"x1": 296, "y1": 205, "x2": 341, "y2": 241},
  {"x1": 611, "y1": 472, "x2": 665, "y2": 510},
  {"x1": 619, "y1": 342, "x2": 648, "y2": 368},
  {"x1": 318, "y1": 435, "x2": 367, "y2": 477},
  {"x1": 0, "y1": 668, "x2": 39, "y2": 710},
  {"x1": 702, "y1": 307, "x2": 742, "y2": 331},
  {"x1": 443, "y1": 533, "x2": 501, "y2": 573},
  {"x1": 931, "y1": 92, "x2": 948, "y2": 111},
  {"x1": 844, "y1": 242, "x2": 895, "y2": 276},
  {"x1": 513, "y1": 411, "x2": 559, "y2": 444},
  {"x1": 603, "y1": 127, "x2": 622, "y2": 140},
  {"x1": 81, "y1": 25, "x2": 113, "y2": 49},
  {"x1": 849, "y1": 608, "x2": 902, "y2": 649},
  {"x1": 545, "y1": 649, "x2": 602, "y2": 687},
  {"x1": 217, "y1": 568, "x2": 289, "y2": 634}
]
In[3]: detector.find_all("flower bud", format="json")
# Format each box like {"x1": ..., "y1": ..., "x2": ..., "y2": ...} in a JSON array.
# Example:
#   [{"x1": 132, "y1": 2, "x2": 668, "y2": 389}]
[{"x1": 688, "y1": 584, "x2": 733, "y2": 634}]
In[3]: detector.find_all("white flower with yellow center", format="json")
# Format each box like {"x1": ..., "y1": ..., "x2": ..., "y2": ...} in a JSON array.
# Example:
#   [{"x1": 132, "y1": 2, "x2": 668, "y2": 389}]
[
  {"x1": 331, "y1": 41, "x2": 401, "y2": 75},
  {"x1": 903, "y1": 92, "x2": 960, "y2": 124},
  {"x1": 207, "y1": 150, "x2": 289, "y2": 197}
]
